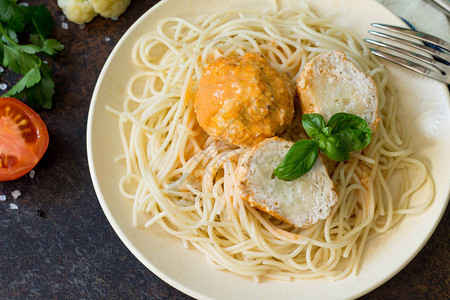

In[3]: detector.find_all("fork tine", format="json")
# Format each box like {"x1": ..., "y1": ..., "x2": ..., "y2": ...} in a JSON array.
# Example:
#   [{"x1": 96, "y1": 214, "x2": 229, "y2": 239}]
[
  {"x1": 370, "y1": 48, "x2": 450, "y2": 84},
  {"x1": 368, "y1": 30, "x2": 450, "y2": 62},
  {"x1": 371, "y1": 23, "x2": 450, "y2": 52},
  {"x1": 365, "y1": 38, "x2": 449, "y2": 74}
]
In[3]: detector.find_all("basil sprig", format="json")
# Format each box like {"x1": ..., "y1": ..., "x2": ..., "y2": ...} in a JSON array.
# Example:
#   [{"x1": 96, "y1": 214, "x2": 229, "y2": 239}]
[{"x1": 273, "y1": 113, "x2": 372, "y2": 181}]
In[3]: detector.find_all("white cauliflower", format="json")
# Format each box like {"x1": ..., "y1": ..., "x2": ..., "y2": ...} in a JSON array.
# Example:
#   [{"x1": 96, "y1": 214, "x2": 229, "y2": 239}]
[
  {"x1": 57, "y1": 0, "x2": 130, "y2": 24},
  {"x1": 89, "y1": 0, "x2": 131, "y2": 19},
  {"x1": 57, "y1": 0, "x2": 98, "y2": 25}
]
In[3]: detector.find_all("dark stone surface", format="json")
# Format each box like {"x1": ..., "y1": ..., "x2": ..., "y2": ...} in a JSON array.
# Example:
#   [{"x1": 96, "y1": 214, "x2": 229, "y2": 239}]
[{"x1": 0, "y1": 1, "x2": 448, "y2": 299}]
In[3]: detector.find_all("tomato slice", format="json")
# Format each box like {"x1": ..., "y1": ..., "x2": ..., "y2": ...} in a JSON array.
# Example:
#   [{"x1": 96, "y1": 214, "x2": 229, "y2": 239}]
[{"x1": 0, "y1": 97, "x2": 49, "y2": 181}]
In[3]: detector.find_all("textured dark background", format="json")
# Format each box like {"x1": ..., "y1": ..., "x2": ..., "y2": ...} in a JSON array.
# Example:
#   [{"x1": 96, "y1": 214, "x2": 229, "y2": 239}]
[{"x1": 0, "y1": 1, "x2": 448, "y2": 299}]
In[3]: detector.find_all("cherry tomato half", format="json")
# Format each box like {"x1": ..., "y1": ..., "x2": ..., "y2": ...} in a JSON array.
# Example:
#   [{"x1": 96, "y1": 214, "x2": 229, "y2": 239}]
[{"x1": 0, "y1": 97, "x2": 49, "y2": 181}]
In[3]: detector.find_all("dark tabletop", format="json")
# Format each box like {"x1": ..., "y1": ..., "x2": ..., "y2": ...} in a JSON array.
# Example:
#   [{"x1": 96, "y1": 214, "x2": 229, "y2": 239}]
[{"x1": 1, "y1": 1, "x2": 448, "y2": 299}]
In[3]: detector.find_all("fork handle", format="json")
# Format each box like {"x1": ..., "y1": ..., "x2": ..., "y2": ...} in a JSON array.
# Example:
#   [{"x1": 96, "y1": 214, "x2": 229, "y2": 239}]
[{"x1": 371, "y1": 23, "x2": 450, "y2": 52}]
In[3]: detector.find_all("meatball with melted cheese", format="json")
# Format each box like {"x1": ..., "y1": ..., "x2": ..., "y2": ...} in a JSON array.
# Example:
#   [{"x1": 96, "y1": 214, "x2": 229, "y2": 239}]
[{"x1": 194, "y1": 53, "x2": 295, "y2": 147}]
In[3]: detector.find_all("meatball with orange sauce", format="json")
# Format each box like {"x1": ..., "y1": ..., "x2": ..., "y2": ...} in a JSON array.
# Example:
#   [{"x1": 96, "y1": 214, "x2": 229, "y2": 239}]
[{"x1": 194, "y1": 53, "x2": 295, "y2": 147}]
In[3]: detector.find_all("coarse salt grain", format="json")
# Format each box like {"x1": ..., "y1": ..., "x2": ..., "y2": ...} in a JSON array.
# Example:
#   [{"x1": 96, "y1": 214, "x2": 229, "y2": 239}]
[
  {"x1": 29, "y1": 170, "x2": 35, "y2": 179},
  {"x1": 10, "y1": 203, "x2": 18, "y2": 210},
  {"x1": 0, "y1": 66, "x2": 4, "y2": 73},
  {"x1": 62, "y1": 22, "x2": 69, "y2": 30},
  {"x1": 19, "y1": 2, "x2": 29, "y2": 6},
  {"x1": 43, "y1": 60, "x2": 48, "y2": 64},
  {"x1": 0, "y1": 195, "x2": 6, "y2": 201},
  {"x1": 0, "y1": 83, "x2": 7, "y2": 90},
  {"x1": 79, "y1": 24, "x2": 86, "y2": 29},
  {"x1": 104, "y1": 36, "x2": 111, "y2": 42},
  {"x1": 11, "y1": 190, "x2": 21, "y2": 199}
]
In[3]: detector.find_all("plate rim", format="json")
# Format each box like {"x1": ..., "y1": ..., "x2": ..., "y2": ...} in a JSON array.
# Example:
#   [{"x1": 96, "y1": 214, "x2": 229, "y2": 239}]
[{"x1": 86, "y1": 0, "x2": 450, "y2": 299}]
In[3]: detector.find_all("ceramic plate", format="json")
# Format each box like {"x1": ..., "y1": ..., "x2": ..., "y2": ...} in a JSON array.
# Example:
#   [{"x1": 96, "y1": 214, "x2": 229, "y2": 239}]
[{"x1": 87, "y1": 0, "x2": 450, "y2": 299}]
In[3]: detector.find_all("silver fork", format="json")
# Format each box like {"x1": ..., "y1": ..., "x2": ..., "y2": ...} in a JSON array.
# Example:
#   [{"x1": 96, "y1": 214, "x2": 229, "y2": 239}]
[{"x1": 365, "y1": 23, "x2": 450, "y2": 84}]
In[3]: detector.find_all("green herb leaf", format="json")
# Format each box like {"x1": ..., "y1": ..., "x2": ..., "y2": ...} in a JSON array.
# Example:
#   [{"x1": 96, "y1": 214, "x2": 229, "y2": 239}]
[
  {"x1": 0, "y1": 1, "x2": 62, "y2": 109},
  {"x1": 327, "y1": 112, "x2": 372, "y2": 152},
  {"x1": 29, "y1": 33, "x2": 41, "y2": 46},
  {"x1": 0, "y1": 0, "x2": 17, "y2": 21},
  {"x1": 273, "y1": 139, "x2": 319, "y2": 181},
  {"x1": 302, "y1": 113, "x2": 325, "y2": 140},
  {"x1": 30, "y1": 5, "x2": 54, "y2": 38},
  {"x1": 0, "y1": 27, "x2": 19, "y2": 45},
  {"x1": 29, "y1": 34, "x2": 64, "y2": 55},
  {"x1": 0, "y1": 0, "x2": 26, "y2": 33},
  {"x1": 274, "y1": 112, "x2": 373, "y2": 181},
  {"x1": 14, "y1": 63, "x2": 54, "y2": 109},
  {"x1": 13, "y1": 44, "x2": 41, "y2": 54},
  {"x1": 41, "y1": 39, "x2": 64, "y2": 55},
  {"x1": 322, "y1": 126, "x2": 332, "y2": 136},
  {"x1": 318, "y1": 135, "x2": 349, "y2": 162},
  {"x1": 4, "y1": 63, "x2": 41, "y2": 97},
  {"x1": 1, "y1": 43, "x2": 40, "y2": 74}
]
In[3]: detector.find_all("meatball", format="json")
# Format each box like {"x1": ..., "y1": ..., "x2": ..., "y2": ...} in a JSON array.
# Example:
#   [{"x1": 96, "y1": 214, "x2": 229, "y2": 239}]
[{"x1": 194, "y1": 53, "x2": 295, "y2": 147}]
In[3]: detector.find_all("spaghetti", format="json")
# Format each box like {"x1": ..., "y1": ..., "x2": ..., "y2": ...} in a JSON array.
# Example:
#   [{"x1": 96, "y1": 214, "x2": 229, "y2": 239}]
[{"x1": 107, "y1": 3, "x2": 434, "y2": 281}]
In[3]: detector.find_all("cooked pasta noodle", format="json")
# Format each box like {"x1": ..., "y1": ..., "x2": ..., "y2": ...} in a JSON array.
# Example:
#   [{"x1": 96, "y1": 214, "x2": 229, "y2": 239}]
[{"x1": 107, "y1": 2, "x2": 434, "y2": 281}]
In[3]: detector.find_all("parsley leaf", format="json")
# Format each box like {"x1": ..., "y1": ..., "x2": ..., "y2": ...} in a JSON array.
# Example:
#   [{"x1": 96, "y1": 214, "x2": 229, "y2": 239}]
[
  {"x1": 30, "y1": 34, "x2": 64, "y2": 55},
  {"x1": 31, "y1": 5, "x2": 54, "y2": 39},
  {"x1": 0, "y1": 0, "x2": 63, "y2": 109},
  {"x1": 25, "y1": 64, "x2": 55, "y2": 109},
  {"x1": 13, "y1": 44, "x2": 41, "y2": 54},
  {"x1": 1, "y1": 43, "x2": 40, "y2": 74},
  {"x1": 0, "y1": 0, "x2": 26, "y2": 32},
  {"x1": 4, "y1": 63, "x2": 41, "y2": 96}
]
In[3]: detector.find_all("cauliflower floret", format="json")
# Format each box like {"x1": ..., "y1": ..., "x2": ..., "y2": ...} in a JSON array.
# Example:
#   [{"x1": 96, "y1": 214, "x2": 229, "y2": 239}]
[
  {"x1": 89, "y1": 0, "x2": 130, "y2": 20},
  {"x1": 57, "y1": 0, "x2": 98, "y2": 25}
]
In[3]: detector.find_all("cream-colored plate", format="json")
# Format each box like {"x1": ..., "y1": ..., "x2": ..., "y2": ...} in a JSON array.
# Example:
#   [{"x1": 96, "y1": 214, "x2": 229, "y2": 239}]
[{"x1": 87, "y1": 0, "x2": 450, "y2": 299}]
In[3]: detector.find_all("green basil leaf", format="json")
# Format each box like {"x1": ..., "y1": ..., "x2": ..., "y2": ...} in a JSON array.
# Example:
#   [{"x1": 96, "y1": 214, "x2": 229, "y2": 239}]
[
  {"x1": 327, "y1": 112, "x2": 372, "y2": 152},
  {"x1": 322, "y1": 126, "x2": 332, "y2": 136},
  {"x1": 273, "y1": 139, "x2": 319, "y2": 181},
  {"x1": 302, "y1": 113, "x2": 325, "y2": 140},
  {"x1": 318, "y1": 135, "x2": 349, "y2": 162}
]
